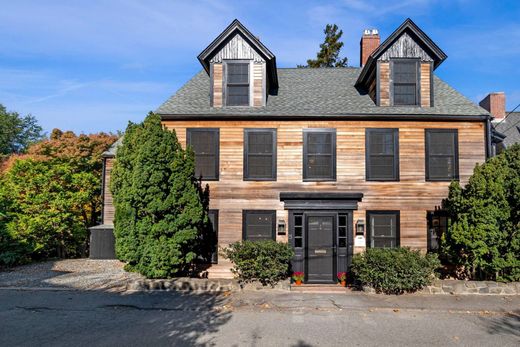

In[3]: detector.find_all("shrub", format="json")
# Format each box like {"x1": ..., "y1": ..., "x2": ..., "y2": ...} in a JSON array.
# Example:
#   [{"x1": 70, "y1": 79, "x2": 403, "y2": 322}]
[
  {"x1": 110, "y1": 113, "x2": 209, "y2": 279},
  {"x1": 441, "y1": 144, "x2": 520, "y2": 282},
  {"x1": 222, "y1": 240, "x2": 294, "y2": 286},
  {"x1": 351, "y1": 248, "x2": 440, "y2": 294}
]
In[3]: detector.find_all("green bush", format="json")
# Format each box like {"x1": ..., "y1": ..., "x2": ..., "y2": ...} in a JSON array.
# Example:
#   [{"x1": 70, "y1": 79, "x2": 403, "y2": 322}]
[
  {"x1": 441, "y1": 144, "x2": 520, "y2": 282},
  {"x1": 222, "y1": 240, "x2": 294, "y2": 286},
  {"x1": 351, "y1": 248, "x2": 440, "y2": 294},
  {"x1": 110, "y1": 113, "x2": 209, "y2": 279}
]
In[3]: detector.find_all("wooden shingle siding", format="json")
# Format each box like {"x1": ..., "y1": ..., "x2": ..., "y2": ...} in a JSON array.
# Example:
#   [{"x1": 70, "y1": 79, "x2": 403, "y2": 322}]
[
  {"x1": 212, "y1": 63, "x2": 223, "y2": 107},
  {"x1": 378, "y1": 62, "x2": 390, "y2": 106},
  {"x1": 420, "y1": 62, "x2": 431, "y2": 107},
  {"x1": 162, "y1": 119, "x2": 486, "y2": 252},
  {"x1": 103, "y1": 157, "x2": 115, "y2": 225},
  {"x1": 253, "y1": 62, "x2": 264, "y2": 107}
]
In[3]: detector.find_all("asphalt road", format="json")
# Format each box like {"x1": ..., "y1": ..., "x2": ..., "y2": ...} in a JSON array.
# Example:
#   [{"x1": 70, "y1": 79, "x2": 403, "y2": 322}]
[{"x1": 0, "y1": 289, "x2": 518, "y2": 347}]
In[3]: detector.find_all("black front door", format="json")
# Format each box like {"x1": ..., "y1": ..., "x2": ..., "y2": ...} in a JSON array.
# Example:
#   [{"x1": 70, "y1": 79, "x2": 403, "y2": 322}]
[{"x1": 305, "y1": 214, "x2": 335, "y2": 283}]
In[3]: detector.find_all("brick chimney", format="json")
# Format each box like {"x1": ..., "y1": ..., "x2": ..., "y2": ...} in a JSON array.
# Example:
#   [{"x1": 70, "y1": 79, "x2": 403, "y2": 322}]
[
  {"x1": 479, "y1": 92, "x2": 506, "y2": 121},
  {"x1": 360, "y1": 29, "x2": 380, "y2": 67}
]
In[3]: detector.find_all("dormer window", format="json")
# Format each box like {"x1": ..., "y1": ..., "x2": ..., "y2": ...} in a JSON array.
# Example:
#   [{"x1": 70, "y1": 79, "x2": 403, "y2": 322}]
[
  {"x1": 392, "y1": 59, "x2": 419, "y2": 106},
  {"x1": 226, "y1": 61, "x2": 250, "y2": 106}
]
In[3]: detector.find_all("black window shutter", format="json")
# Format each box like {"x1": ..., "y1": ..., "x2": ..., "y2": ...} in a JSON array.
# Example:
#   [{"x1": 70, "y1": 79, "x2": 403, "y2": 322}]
[
  {"x1": 244, "y1": 129, "x2": 276, "y2": 180},
  {"x1": 393, "y1": 60, "x2": 418, "y2": 106},
  {"x1": 366, "y1": 128, "x2": 399, "y2": 181},
  {"x1": 303, "y1": 129, "x2": 336, "y2": 181},
  {"x1": 187, "y1": 128, "x2": 219, "y2": 180},
  {"x1": 226, "y1": 62, "x2": 249, "y2": 106},
  {"x1": 425, "y1": 129, "x2": 459, "y2": 181}
]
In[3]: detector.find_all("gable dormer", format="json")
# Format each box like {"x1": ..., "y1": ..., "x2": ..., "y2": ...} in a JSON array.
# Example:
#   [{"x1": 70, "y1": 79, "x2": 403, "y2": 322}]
[
  {"x1": 198, "y1": 19, "x2": 278, "y2": 108},
  {"x1": 356, "y1": 18, "x2": 447, "y2": 108}
]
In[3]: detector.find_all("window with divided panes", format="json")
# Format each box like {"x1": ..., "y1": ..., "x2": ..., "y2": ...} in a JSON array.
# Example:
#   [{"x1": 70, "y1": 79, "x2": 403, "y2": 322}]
[
  {"x1": 367, "y1": 211, "x2": 400, "y2": 248},
  {"x1": 425, "y1": 129, "x2": 459, "y2": 181},
  {"x1": 226, "y1": 62, "x2": 249, "y2": 106},
  {"x1": 187, "y1": 128, "x2": 219, "y2": 180},
  {"x1": 244, "y1": 129, "x2": 276, "y2": 180},
  {"x1": 392, "y1": 60, "x2": 419, "y2": 106},
  {"x1": 366, "y1": 128, "x2": 399, "y2": 181},
  {"x1": 303, "y1": 129, "x2": 336, "y2": 180},
  {"x1": 243, "y1": 210, "x2": 276, "y2": 241}
]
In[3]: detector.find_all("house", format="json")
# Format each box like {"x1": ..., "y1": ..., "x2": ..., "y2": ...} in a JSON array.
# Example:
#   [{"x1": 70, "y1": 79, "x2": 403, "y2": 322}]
[
  {"x1": 479, "y1": 92, "x2": 520, "y2": 151},
  {"x1": 96, "y1": 18, "x2": 492, "y2": 283}
]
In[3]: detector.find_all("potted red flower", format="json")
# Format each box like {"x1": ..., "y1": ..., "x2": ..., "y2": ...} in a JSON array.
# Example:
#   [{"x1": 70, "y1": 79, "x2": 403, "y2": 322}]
[
  {"x1": 337, "y1": 272, "x2": 347, "y2": 287},
  {"x1": 292, "y1": 272, "x2": 304, "y2": 285}
]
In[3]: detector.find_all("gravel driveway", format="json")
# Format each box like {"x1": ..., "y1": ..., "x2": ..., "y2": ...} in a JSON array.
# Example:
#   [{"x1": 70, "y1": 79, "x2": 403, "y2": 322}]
[{"x1": 0, "y1": 259, "x2": 143, "y2": 292}]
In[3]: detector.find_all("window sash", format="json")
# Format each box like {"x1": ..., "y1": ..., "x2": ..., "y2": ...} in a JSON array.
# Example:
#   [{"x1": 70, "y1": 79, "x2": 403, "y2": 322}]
[
  {"x1": 226, "y1": 62, "x2": 249, "y2": 106},
  {"x1": 187, "y1": 129, "x2": 219, "y2": 180},
  {"x1": 243, "y1": 210, "x2": 276, "y2": 241},
  {"x1": 244, "y1": 129, "x2": 276, "y2": 180},
  {"x1": 303, "y1": 130, "x2": 336, "y2": 180},
  {"x1": 367, "y1": 211, "x2": 400, "y2": 248},
  {"x1": 425, "y1": 130, "x2": 458, "y2": 181},
  {"x1": 366, "y1": 129, "x2": 399, "y2": 181},
  {"x1": 392, "y1": 60, "x2": 418, "y2": 106}
]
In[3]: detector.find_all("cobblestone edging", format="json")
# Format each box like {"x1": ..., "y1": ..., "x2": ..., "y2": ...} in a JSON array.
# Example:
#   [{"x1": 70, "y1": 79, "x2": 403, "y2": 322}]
[{"x1": 126, "y1": 278, "x2": 291, "y2": 292}]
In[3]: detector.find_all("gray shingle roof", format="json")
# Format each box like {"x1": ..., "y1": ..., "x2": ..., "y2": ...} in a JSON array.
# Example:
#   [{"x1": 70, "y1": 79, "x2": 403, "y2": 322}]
[
  {"x1": 496, "y1": 112, "x2": 520, "y2": 146},
  {"x1": 156, "y1": 68, "x2": 488, "y2": 118},
  {"x1": 102, "y1": 137, "x2": 123, "y2": 157}
]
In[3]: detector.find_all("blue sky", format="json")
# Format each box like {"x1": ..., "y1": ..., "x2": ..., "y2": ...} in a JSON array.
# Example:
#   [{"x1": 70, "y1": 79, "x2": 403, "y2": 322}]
[{"x1": 1, "y1": 0, "x2": 519, "y2": 134}]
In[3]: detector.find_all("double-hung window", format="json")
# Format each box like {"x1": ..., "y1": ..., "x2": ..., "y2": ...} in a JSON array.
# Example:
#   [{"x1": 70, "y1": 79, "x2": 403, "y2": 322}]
[
  {"x1": 367, "y1": 211, "x2": 400, "y2": 248},
  {"x1": 225, "y1": 62, "x2": 249, "y2": 106},
  {"x1": 392, "y1": 60, "x2": 419, "y2": 106},
  {"x1": 366, "y1": 128, "x2": 399, "y2": 181},
  {"x1": 187, "y1": 128, "x2": 219, "y2": 180},
  {"x1": 243, "y1": 210, "x2": 276, "y2": 241},
  {"x1": 425, "y1": 129, "x2": 459, "y2": 181},
  {"x1": 303, "y1": 129, "x2": 336, "y2": 181},
  {"x1": 244, "y1": 129, "x2": 276, "y2": 180}
]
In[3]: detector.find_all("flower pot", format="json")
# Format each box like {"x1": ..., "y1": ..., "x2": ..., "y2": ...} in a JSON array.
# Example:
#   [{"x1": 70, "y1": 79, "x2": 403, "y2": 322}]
[
  {"x1": 295, "y1": 280, "x2": 302, "y2": 286},
  {"x1": 340, "y1": 280, "x2": 347, "y2": 287}
]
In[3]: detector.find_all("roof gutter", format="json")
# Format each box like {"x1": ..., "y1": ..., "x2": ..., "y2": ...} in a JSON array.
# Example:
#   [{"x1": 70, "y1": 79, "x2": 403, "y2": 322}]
[{"x1": 159, "y1": 113, "x2": 491, "y2": 122}]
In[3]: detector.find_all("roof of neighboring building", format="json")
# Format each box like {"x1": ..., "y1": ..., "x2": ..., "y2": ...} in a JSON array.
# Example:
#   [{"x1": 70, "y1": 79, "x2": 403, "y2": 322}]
[
  {"x1": 102, "y1": 137, "x2": 123, "y2": 158},
  {"x1": 495, "y1": 112, "x2": 520, "y2": 146},
  {"x1": 155, "y1": 67, "x2": 488, "y2": 118}
]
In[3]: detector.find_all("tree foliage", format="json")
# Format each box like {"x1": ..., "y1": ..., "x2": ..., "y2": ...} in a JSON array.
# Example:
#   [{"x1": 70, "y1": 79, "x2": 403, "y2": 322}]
[
  {"x1": 300, "y1": 24, "x2": 348, "y2": 68},
  {"x1": 110, "y1": 113, "x2": 209, "y2": 278},
  {"x1": 441, "y1": 144, "x2": 520, "y2": 282},
  {"x1": 0, "y1": 104, "x2": 43, "y2": 155},
  {"x1": 0, "y1": 130, "x2": 116, "y2": 264}
]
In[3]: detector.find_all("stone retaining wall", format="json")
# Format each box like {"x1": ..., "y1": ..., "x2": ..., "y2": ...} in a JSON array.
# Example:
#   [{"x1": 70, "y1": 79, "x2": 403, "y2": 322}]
[
  {"x1": 127, "y1": 278, "x2": 520, "y2": 295},
  {"x1": 126, "y1": 278, "x2": 290, "y2": 292},
  {"x1": 421, "y1": 280, "x2": 520, "y2": 295}
]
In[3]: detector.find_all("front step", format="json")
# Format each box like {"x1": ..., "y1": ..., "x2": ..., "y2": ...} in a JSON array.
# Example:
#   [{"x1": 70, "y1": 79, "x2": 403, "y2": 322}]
[{"x1": 290, "y1": 284, "x2": 349, "y2": 293}]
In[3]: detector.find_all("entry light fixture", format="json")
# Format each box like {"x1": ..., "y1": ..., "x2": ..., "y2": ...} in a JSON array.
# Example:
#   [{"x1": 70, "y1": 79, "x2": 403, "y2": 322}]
[
  {"x1": 277, "y1": 219, "x2": 286, "y2": 235},
  {"x1": 356, "y1": 219, "x2": 365, "y2": 236}
]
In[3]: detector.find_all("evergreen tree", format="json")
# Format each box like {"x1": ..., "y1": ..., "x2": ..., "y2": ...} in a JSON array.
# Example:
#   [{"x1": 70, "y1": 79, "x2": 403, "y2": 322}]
[
  {"x1": 441, "y1": 144, "x2": 520, "y2": 281},
  {"x1": 110, "y1": 113, "x2": 208, "y2": 278},
  {"x1": 300, "y1": 24, "x2": 348, "y2": 68}
]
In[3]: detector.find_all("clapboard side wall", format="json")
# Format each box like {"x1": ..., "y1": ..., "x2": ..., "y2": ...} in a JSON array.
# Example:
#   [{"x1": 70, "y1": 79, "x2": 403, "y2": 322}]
[{"x1": 161, "y1": 119, "x2": 486, "y2": 252}]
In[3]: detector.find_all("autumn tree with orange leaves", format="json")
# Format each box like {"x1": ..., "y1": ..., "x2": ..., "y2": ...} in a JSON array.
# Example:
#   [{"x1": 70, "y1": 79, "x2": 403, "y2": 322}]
[{"x1": 0, "y1": 129, "x2": 117, "y2": 264}]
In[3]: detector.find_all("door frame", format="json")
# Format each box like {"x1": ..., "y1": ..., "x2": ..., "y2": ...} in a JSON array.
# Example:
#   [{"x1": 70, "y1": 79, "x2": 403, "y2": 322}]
[{"x1": 304, "y1": 212, "x2": 337, "y2": 284}]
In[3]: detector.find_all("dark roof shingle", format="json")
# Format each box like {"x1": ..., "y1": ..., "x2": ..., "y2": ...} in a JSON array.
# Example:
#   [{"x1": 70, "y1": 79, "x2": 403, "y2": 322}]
[
  {"x1": 496, "y1": 112, "x2": 520, "y2": 146},
  {"x1": 156, "y1": 67, "x2": 488, "y2": 117}
]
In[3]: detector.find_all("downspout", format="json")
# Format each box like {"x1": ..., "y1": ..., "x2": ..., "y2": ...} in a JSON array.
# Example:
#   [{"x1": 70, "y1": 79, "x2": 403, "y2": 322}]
[{"x1": 485, "y1": 117, "x2": 493, "y2": 159}]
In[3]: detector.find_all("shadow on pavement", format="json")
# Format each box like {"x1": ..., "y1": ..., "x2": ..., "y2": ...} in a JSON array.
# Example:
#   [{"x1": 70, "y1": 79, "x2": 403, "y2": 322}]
[{"x1": 482, "y1": 309, "x2": 520, "y2": 339}]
